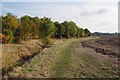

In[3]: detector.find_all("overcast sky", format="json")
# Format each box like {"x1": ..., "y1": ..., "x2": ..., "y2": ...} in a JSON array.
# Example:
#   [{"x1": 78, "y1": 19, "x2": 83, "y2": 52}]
[
  {"x1": 1, "y1": 0, "x2": 119, "y2": 2},
  {"x1": 1, "y1": 0, "x2": 119, "y2": 33}
]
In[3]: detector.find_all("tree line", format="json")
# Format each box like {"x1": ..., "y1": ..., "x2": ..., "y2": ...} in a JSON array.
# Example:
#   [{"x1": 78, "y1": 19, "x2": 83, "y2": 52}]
[{"x1": 0, "y1": 13, "x2": 91, "y2": 44}]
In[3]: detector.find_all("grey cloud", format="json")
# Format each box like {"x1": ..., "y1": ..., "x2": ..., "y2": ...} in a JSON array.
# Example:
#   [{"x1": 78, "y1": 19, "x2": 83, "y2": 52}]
[
  {"x1": 97, "y1": 8, "x2": 109, "y2": 14},
  {"x1": 80, "y1": 8, "x2": 109, "y2": 16},
  {"x1": 80, "y1": 10, "x2": 94, "y2": 16}
]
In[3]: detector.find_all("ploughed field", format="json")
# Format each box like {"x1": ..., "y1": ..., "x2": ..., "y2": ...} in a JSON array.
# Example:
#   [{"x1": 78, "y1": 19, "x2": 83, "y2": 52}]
[{"x1": 81, "y1": 35, "x2": 119, "y2": 58}]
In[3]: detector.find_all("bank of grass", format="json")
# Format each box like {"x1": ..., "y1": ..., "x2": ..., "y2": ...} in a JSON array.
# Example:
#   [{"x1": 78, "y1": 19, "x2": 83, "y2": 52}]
[
  {"x1": 21, "y1": 53, "x2": 42, "y2": 74},
  {"x1": 2, "y1": 39, "x2": 43, "y2": 76}
]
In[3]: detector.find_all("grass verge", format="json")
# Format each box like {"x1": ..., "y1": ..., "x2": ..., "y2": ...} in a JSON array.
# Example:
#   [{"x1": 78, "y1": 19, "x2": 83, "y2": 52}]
[{"x1": 51, "y1": 44, "x2": 73, "y2": 78}]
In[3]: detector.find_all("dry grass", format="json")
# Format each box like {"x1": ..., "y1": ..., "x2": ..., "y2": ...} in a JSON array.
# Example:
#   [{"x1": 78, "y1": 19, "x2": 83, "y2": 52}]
[
  {"x1": 3, "y1": 37, "x2": 117, "y2": 78},
  {"x1": 8, "y1": 38, "x2": 82, "y2": 78},
  {"x1": 1, "y1": 39, "x2": 43, "y2": 75}
]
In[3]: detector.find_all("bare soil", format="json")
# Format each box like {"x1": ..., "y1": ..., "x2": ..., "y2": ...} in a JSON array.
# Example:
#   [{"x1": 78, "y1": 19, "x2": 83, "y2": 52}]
[{"x1": 81, "y1": 36, "x2": 119, "y2": 58}]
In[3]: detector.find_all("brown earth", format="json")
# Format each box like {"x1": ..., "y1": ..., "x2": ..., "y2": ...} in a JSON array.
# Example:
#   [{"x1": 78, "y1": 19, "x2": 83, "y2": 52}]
[{"x1": 81, "y1": 36, "x2": 119, "y2": 58}]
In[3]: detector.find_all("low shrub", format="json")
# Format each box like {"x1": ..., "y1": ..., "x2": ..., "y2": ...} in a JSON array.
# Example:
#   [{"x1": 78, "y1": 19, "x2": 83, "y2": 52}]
[{"x1": 41, "y1": 36, "x2": 54, "y2": 48}]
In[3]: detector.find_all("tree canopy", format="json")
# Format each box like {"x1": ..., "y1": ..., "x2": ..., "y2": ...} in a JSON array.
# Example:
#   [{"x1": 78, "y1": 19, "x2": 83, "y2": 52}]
[
  {"x1": 1, "y1": 13, "x2": 91, "y2": 43},
  {"x1": 84, "y1": 28, "x2": 91, "y2": 37}
]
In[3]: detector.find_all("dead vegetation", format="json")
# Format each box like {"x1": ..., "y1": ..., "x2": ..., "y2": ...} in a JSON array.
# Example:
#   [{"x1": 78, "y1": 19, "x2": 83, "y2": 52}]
[
  {"x1": 0, "y1": 34, "x2": 10, "y2": 44},
  {"x1": 2, "y1": 39, "x2": 44, "y2": 76}
]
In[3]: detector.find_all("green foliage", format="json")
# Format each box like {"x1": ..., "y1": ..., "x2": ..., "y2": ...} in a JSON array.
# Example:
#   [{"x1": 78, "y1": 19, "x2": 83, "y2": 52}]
[
  {"x1": 2, "y1": 13, "x2": 20, "y2": 30},
  {"x1": 54, "y1": 21, "x2": 65, "y2": 38},
  {"x1": 3, "y1": 29, "x2": 14, "y2": 43},
  {"x1": 13, "y1": 28, "x2": 20, "y2": 43},
  {"x1": 62, "y1": 21, "x2": 70, "y2": 38},
  {"x1": 39, "y1": 17, "x2": 56, "y2": 39},
  {"x1": 32, "y1": 17, "x2": 41, "y2": 26},
  {"x1": 2, "y1": 13, "x2": 91, "y2": 44},
  {"x1": 62, "y1": 21, "x2": 78, "y2": 38},
  {"x1": 77, "y1": 27, "x2": 84, "y2": 37},
  {"x1": 2, "y1": 13, "x2": 20, "y2": 43},
  {"x1": 84, "y1": 28, "x2": 91, "y2": 37},
  {"x1": 32, "y1": 17, "x2": 41, "y2": 39},
  {"x1": 20, "y1": 15, "x2": 34, "y2": 40},
  {"x1": 68, "y1": 21, "x2": 77, "y2": 37}
]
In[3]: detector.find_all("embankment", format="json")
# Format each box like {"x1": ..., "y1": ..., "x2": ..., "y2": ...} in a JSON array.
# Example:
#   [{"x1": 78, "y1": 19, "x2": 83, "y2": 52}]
[{"x1": 2, "y1": 39, "x2": 44, "y2": 77}]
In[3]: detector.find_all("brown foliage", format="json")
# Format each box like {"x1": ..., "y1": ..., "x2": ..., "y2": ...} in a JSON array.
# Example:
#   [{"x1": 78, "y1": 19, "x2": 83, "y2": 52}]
[{"x1": 0, "y1": 33, "x2": 10, "y2": 43}]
